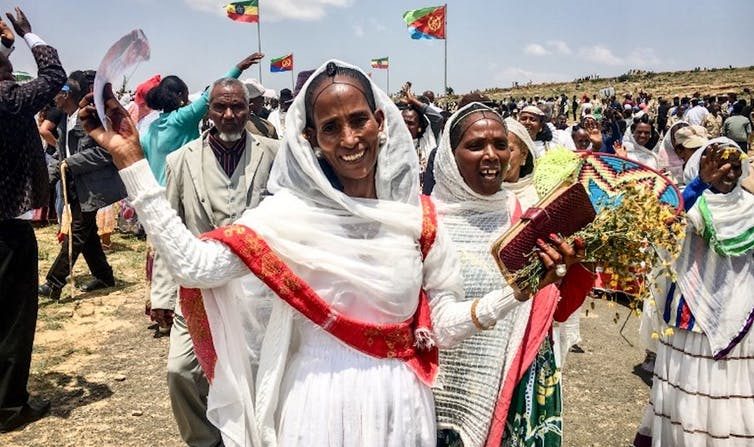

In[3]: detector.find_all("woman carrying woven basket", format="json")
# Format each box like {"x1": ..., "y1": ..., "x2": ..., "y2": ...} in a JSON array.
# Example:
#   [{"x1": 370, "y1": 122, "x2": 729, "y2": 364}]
[{"x1": 431, "y1": 103, "x2": 595, "y2": 447}]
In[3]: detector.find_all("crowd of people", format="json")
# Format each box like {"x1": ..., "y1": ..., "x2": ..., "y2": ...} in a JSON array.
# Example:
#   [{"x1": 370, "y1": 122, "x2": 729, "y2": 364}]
[{"x1": 1, "y1": 7, "x2": 753, "y2": 447}]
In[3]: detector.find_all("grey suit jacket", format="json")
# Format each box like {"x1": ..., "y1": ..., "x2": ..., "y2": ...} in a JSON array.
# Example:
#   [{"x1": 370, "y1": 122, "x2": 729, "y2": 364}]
[
  {"x1": 150, "y1": 130, "x2": 278, "y2": 313},
  {"x1": 57, "y1": 116, "x2": 127, "y2": 212}
]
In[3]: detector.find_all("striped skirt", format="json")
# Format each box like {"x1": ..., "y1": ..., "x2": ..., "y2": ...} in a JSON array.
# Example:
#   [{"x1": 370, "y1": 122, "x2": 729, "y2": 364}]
[{"x1": 636, "y1": 327, "x2": 754, "y2": 446}]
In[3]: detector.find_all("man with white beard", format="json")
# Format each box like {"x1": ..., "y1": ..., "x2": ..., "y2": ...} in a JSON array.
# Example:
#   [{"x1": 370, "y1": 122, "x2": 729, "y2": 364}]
[{"x1": 149, "y1": 77, "x2": 278, "y2": 446}]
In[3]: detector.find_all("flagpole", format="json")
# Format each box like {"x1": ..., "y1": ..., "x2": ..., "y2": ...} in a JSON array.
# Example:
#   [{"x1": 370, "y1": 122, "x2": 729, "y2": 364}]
[
  {"x1": 291, "y1": 68, "x2": 295, "y2": 91},
  {"x1": 443, "y1": 3, "x2": 447, "y2": 96},
  {"x1": 257, "y1": 1, "x2": 262, "y2": 82},
  {"x1": 387, "y1": 64, "x2": 390, "y2": 96}
]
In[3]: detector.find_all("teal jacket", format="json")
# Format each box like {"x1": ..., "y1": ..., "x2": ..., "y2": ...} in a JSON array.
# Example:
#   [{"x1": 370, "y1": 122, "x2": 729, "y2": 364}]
[{"x1": 140, "y1": 66, "x2": 242, "y2": 185}]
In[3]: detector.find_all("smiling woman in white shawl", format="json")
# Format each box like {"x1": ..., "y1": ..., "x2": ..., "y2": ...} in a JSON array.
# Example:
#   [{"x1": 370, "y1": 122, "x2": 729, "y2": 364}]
[
  {"x1": 634, "y1": 137, "x2": 754, "y2": 447},
  {"x1": 618, "y1": 114, "x2": 661, "y2": 169},
  {"x1": 431, "y1": 103, "x2": 595, "y2": 447},
  {"x1": 76, "y1": 61, "x2": 582, "y2": 447}
]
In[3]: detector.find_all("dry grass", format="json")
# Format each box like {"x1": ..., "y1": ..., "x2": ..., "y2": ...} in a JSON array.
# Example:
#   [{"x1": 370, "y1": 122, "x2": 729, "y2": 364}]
[{"x1": 474, "y1": 66, "x2": 754, "y2": 102}]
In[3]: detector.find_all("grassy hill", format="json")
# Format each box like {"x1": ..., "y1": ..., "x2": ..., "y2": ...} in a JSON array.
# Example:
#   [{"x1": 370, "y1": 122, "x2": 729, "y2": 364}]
[{"x1": 472, "y1": 66, "x2": 754, "y2": 102}]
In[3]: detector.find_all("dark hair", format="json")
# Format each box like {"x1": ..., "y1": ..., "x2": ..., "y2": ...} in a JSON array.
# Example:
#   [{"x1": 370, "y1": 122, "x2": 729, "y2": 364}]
[
  {"x1": 458, "y1": 92, "x2": 491, "y2": 109},
  {"x1": 145, "y1": 75, "x2": 188, "y2": 112},
  {"x1": 66, "y1": 70, "x2": 95, "y2": 103},
  {"x1": 397, "y1": 102, "x2": 428, "y2": 139},
  {"x1": 630, "y1": 113, "x2": 653, "y2": 132},
  {"x1": 534, "y1": 119, "x2": 553, "y2": 142},
  {"x1": 304, "y1": 62, "x2": 376, "y2": 128},
  {"x1": 733, "y1": 101, "x2": 746, "y2": 115},
  {"x1": 519, "y1": 149, "x2": 535, "y2": 178}
]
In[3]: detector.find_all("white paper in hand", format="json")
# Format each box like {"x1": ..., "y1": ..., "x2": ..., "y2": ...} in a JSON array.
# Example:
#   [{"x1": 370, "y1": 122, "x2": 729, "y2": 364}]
[{"x1": 94, "y1": 30, "x2": 150, "y2": 130}]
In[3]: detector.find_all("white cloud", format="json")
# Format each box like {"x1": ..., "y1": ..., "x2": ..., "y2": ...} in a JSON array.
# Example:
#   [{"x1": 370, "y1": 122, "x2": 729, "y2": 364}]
[
  {"x1": 184, "y1": 0, "x2": 353, "y2": 21},
  {"x1": 524, "y1": 43, "x2": 550, "y2": 56},
  {"x1": 627, "y1": 47, "x2": 661, "y2": 67},
  {"x1": 578, "y1": 45, "x2": 624, "y2": 66},
  {"x1": 352, "y1": 23, "x2": 365, "y2": 38},
  {"x1": 368, "y1": 18, "x2": 387, "y2": 33},
  {"x1": 495, "y1": 67, "x2": 569, "y2": 85},
  {"x1": 546, "y1": 40, "x2": 572, "y2": 55}
]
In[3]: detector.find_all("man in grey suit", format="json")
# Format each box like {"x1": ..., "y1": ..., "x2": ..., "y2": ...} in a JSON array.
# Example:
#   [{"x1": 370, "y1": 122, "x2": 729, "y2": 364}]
[
  {"x1": 39, "y1": 70, "x2": 127, "y2": 300},
  {"x1": 149, "y1": 77, "x2": 278, "y2": 447}
]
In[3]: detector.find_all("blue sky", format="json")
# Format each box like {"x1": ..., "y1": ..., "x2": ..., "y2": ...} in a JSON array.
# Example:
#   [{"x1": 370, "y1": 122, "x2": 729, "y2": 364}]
[{"x1": 4, "y1": 0, "x2": 753, "y2": 96}]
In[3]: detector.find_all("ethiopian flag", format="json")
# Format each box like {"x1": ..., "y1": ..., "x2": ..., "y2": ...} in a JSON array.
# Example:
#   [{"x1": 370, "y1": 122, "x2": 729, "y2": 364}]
[
  {"x1": 271, "y1": 54, "x2": 293, "y2": 72},
  {"x1": 370, "y1": 57, "x2": 389, "y2": 69},
  {"x1": 226, "y1": 1, "x2": 259, "y2": 23},
  {"x1": 403, "y1": 5, "x2": 446, "y2": 39}
]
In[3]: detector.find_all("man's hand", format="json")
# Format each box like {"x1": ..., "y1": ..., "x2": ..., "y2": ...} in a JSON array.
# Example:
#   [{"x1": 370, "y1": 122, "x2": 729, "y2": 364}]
[
  {"x1": 0, "y1": 17, "x2": 14, "y2": 48},
  {"x1": 5, "y1": 7, "x2": 31, "y2": 37},
  {"x1": 699, "y1": 143, "x2": 732, "y2": 184},
  {"x1": 236, "y1": 52, "x2": 264, "y2": 71},
  {"x1": 78, "y1": 83, "x2": 144, "y2": 169},
  {"x1": 150, "y1": 309, "x2": 174, "y2": 328}
]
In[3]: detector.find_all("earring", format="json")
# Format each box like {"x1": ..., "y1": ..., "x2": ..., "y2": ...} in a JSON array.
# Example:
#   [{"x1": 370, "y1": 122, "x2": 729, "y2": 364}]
[{"x1": 378, "y1": 131, "x2": 387, "y2": 146}]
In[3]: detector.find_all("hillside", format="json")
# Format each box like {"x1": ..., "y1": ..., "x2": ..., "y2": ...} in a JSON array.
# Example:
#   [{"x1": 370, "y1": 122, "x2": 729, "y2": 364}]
[{"x1": 477, "y1": 66, "x2": 754, "y2": 102}]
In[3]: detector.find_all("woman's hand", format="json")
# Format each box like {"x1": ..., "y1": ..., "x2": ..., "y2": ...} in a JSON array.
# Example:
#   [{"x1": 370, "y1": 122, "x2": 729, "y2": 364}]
[
  {"x1": 613, "y1": 141, "x2": 627, "y2": 158},
  {"x1": 236, "y1": 52, "x2": 264, "y2": 71},
  {"x1": 78, "y1": 83, "x2": 144, "y2": 169},
  {"x1": 699, "y1": 143, "x2": 732, "y2": 184},
  {"x1": 513, "y1": 234, "x2": 586, "y2": 301},
  {"x1": 537, "y1": 234, "x2": 585, "y2": 288}
]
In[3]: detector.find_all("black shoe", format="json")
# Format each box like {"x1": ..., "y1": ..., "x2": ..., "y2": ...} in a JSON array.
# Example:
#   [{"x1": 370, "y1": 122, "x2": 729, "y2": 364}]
[
  {"x1": 569, "y1": 344, "x2": 585, "y2": 354},
  {"x1": 79, "y1": 277, "x2": 115, "y2": 292},
  {"x1": 0, "y1": 399, "x2": 51, "y2": 433},
  {"x1": 38, "y1": 283, "x2": 62, "y2": 301}
]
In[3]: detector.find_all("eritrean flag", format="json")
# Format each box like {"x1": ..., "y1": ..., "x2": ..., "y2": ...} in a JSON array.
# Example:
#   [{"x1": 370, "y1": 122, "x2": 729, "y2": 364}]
[
  {"x1": 225, "y1": 1, "x2": 259, "y2": 23},
  {"x1": 370, "y1": 57, "x2": 389, "y2": 69},
  {"x1": 403, "y1": 5, "x2": 446, "y2": 39},
  {"x1": 271, "y1": 54, "x2": 293, "y2": 72}
]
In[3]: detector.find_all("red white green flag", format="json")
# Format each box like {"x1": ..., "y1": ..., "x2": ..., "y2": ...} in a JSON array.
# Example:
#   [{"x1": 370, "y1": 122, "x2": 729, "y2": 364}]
[{"x1": 370, "y1": 57, "x2": 389, "y2": 69}]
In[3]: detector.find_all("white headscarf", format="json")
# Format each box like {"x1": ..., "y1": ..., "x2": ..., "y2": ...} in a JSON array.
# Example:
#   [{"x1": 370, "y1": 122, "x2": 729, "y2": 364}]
[
  {"x1": 668, "y1": 137, "x2": 754, "y2": 358},
  {"x1": 202, "y1": 60, "x2": 461, "y2": 445},
  {"x1": 432, "y1": 102, "x2": 517, "y2": 214},
  {"x1": 502, "y1": 117, "x2": 540, "y2": 209},
  {"x1": 622, "y1": 123, "x2": 661, "y2": 169},
  {"x1": 658, "y1": 121, "x2": 689, "y2": 184}
]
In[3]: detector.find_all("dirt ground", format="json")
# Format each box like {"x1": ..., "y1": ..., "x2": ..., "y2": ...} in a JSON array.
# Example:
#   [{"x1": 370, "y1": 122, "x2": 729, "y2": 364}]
[{"x1": 0, "y1": 226, "x2": 651, "y2": 447}]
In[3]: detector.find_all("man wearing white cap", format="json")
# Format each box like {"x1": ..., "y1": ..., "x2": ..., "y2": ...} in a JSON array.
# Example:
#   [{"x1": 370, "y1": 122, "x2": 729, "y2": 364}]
[{"x1": 244, "y1": 78, "x2": 278, "y2": 139}]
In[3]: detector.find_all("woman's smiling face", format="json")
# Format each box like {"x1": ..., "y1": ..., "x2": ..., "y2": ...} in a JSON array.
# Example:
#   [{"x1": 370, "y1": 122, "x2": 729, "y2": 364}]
[{"x1": 454, "y1": 116, "x2": 510, "y2": 195}]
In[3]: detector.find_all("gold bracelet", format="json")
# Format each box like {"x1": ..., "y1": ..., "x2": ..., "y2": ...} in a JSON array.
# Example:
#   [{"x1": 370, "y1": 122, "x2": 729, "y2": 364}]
[{"x1": 470, "y1": 298, "x2": 493, "y2": 331}]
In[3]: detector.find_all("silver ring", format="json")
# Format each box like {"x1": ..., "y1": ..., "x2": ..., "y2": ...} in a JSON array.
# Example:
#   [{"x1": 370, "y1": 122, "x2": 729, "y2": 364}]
[{"x1": 555, "y1": 264, "x2": 567, "y2": 278}]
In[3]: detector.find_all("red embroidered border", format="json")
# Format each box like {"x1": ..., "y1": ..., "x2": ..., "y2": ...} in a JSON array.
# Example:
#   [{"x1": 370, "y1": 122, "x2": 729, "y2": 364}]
[{"x1": 181, "y1": 197, "x2": 439, "y2": 385}]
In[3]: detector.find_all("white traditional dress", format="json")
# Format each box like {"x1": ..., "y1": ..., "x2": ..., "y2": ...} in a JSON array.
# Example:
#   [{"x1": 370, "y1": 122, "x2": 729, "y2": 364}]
[
  {"x1": 636, "y1": 138, "x2": 754, "y2": 447},
  {"x1": 119, "y1": 61, "x2": 520, "y2": 447}
]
